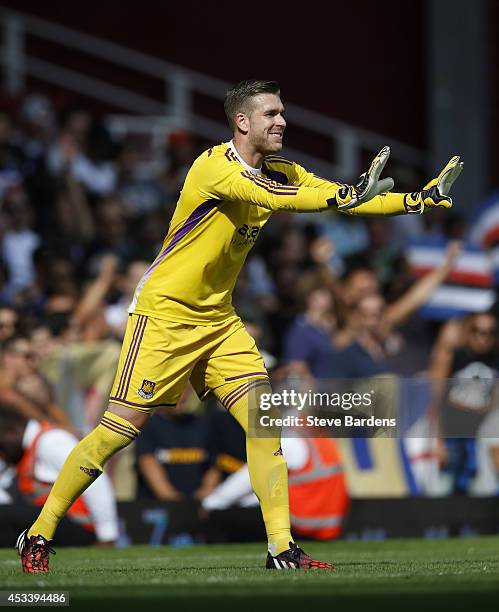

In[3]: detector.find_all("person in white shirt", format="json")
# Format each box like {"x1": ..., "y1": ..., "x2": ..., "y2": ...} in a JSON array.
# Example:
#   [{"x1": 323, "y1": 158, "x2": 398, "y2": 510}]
[{"x1": 0, "y1": 410, "x2": 118, "y2": 546}]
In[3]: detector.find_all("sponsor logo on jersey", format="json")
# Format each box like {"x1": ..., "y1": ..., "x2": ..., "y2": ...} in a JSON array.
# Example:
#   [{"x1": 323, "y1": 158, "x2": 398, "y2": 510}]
[
  {"x1": 237, "y1": 224, "x2": 260, "y2": 243},
  {"x1": 138, "y1": 379, "x2": 156, "y2": 399}
]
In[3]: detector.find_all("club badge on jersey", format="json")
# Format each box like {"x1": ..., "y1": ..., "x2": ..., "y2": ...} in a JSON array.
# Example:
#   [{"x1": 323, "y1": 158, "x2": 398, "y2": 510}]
[{"x1": 138, "y1": 380, "x2": 156, "y2": 399}]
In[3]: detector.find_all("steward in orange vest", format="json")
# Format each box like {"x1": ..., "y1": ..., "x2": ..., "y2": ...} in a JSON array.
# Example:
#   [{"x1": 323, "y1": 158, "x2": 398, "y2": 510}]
[
  {"x1": 288, "y1": 438, "x2": 350, "y2": 540},
  {"x1": 17, "y1": 421, "x2": 95, "y2": 533}
]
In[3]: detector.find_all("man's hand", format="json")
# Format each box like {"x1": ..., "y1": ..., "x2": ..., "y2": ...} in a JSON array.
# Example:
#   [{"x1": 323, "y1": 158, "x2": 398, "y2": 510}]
[
  {"x1": 404, "y1": 156, "x2": 464, "y2": 213},
  {"x1": 332, "y1": 146, "x2": 395, "y2": 210}
]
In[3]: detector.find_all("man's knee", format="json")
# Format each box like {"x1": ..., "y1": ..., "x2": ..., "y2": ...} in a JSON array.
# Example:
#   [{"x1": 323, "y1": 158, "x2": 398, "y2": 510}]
[{"x1": 107, "y1": 402, "x2": 150, "y2": 431}]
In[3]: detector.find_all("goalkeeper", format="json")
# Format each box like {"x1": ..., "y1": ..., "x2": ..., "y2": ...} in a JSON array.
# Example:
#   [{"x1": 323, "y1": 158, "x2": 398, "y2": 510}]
[{"x1": 18, "y1": 79, "x2": 463, "y2": 572}]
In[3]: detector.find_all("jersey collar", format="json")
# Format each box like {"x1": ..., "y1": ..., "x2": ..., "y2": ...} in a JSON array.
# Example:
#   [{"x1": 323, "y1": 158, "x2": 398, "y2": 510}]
[{"x1": 228, "y1": 141, "x2": 262, "y2": 175}]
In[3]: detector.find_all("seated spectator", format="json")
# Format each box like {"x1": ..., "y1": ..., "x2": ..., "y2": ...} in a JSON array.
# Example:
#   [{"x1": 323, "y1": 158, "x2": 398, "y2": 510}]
[
  {"x1": 331, "y1": 292, "x2": 393, "y2": 378},
  {"x1": 0, "y1": 334, "x2": 70, "y2": 426},
  {"x1": 135, "y1": 388, "x2": 220, "y2": 501},
  {"x1": 25, "y1": 315, "x2": 120, "y2": 432},
  {"x1": 207, "y1": 401, "x2": 246, "y2": 482},
  {"x1": 438, "y1": 312, "x2": 499, "y2": 494},
  {"x1": 0, "y1": 409, "x2": 118, "y2": 546},
  {"x1": 282, "y1": 272, "x2": 335, "y2": 379}
]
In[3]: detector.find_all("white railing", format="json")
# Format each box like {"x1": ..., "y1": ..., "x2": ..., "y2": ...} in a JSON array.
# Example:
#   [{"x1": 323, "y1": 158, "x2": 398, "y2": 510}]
[{"x1": 0, "y1": 8, "x2": 425, "y2": 179}]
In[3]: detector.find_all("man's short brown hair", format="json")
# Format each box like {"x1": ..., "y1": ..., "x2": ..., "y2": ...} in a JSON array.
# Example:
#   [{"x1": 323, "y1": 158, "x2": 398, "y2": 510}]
[{"x1": 224, "y1": 79, "x2": 280, "y2": 132}]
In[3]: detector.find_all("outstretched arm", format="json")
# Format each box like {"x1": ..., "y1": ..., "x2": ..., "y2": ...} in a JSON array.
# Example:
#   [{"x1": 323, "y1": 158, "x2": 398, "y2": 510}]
[
  {"x1": 338, "y1": 156, "x2": 464, "y2": 217},
  {"x1": 201, "y1": 147, "x2": 394, "y2": 213}
]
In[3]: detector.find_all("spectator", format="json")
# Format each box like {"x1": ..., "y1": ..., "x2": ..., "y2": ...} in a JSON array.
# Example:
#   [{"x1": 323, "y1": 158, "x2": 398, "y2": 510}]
[
  {"x1": 161, "y1": 130, "x2": 196, "y2": 198},
  {"x1": 25, "y1": 315, "x2": 120, "y2": 432},
  {"x1": 84, "y1": 197, "x2": 132, "y2": 275},
  {"x1": 0, "y1": 334, "x2": 70, "y2": 426},
  {"x1": 16, "y1": 94, "x2": 55, "y2": 181},
  {"x1": 116, "y1": 143, "x2": 166, "y2": 217},
  {"x1": 46, "y1": 120, "x2": 117, "y2": 197},
  {"x1": 135, "y1": 388, "x2": 220, "y2": 501},
  {"x1": 0, "y1": 409, "x2": 118, "y2": 546},
  {"x1": 331, "y1": 292, "x2": 393, "y2": 378},
  {"x1": 282, "y1": 272, "x2": 335, "y2": 379},
  {"x1": 438, "y1": 312, "x2": 499, "y2": 494},
  {"x1": 1, "y1": 185, "x2": 41, "y2": 301},
  {"x1": 72, "y1": 254, "x2": 149, "y2": 340},
  {"x1": 334, "y1": 242, "x2": 463, "y2": 365},
  {"x1": 202, "y1": 436, "x2": 350, "y2": 541}
]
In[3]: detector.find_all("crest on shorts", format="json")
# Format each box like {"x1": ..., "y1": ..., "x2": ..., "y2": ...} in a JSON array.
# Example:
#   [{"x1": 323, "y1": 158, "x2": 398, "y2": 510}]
[{"x1": 138, "y1": 379, "x2": 156, "y2": 399}]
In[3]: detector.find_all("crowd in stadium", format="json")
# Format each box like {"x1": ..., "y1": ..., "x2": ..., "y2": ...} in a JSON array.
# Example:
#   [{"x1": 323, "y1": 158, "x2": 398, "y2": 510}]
[{"x1": 1, "y1": 93, "x2": 498, "y2": 545}]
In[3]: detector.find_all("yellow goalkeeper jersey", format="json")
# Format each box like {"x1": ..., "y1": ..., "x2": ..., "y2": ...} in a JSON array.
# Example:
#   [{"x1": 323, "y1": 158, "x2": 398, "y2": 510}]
[{"x1": 129, "y1": 141, "x2": 407, "y2": 324}]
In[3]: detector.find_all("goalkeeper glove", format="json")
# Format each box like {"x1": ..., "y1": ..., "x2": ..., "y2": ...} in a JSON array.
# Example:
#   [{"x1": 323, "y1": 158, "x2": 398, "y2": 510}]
[
  {"x1": 404, "y1": 156, "x2": 464, "y2": 213},
  {"x1": 330, "y1": 146, "x2": 395, "y2": 210}
]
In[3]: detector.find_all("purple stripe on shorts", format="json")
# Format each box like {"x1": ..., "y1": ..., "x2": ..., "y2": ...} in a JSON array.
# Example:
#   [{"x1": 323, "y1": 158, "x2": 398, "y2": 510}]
[
  {"x1": 122, "y1": 316, "x2": 148, "y2": 399},
  {"x1": 116, "y1": 315, "x2": 144, "y2": 399},
  {"x1": 225, "y1": 379, "x2": 270, "y2": 412},
  {"x1": 117, "y1": 315, "x2": 146, "y2": 399},
  {"x1": 109, "y1": 397, "x2": 177, "y2": 409},
  {"x1": 225, "y1": 371, "x2": 269, "y2": 382}
]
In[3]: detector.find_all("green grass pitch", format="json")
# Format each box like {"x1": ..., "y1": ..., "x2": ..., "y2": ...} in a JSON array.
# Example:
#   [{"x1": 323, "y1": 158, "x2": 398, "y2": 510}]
[{"x1": 1, "y1": 537, "x2": 499, "y2": 611}]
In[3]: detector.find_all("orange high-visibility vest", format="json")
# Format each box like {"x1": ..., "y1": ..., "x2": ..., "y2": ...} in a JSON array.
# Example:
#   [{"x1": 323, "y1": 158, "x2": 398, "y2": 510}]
[
  {"x1": 17, "y1": 421, "x2": 95, "y2": 533},
  {"x1": 289, "y1": 438, "x2": 350, "y2": 540}
]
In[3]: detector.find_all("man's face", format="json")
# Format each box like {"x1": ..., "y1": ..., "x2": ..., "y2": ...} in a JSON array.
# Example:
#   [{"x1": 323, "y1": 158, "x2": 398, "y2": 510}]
[
  {"x1": 356, "y1": 294, "x2": 385, "y2": 334},
  {"x1": 241, "y1": 93, "x2": 286, "y2": 155}
]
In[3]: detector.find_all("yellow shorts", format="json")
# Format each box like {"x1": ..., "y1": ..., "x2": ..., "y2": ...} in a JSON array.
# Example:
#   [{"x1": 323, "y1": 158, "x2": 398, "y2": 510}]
[{"x1": 109, "y1": 314, "x2": 267, "y2": 412}]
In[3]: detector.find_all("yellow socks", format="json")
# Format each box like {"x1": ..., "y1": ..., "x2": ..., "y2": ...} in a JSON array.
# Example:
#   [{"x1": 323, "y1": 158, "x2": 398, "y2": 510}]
[
  {"x1": 218, "y1": 379, "x2": 293, "y2": 556},
  {"x1": 28, "y1": 411, "x2": 139, "y2": 541},
  {"x1": 30, "y1": 390, "x2": 293, "y2": 556}
]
